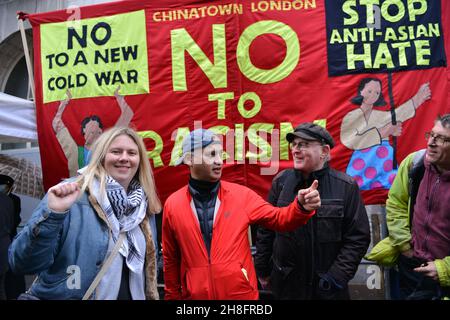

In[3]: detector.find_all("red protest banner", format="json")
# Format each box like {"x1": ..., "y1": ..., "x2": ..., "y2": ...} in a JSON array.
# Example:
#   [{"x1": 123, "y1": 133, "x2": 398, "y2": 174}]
[{"x1": 25, "y1": 0, "x2": 450, "y2": 205}]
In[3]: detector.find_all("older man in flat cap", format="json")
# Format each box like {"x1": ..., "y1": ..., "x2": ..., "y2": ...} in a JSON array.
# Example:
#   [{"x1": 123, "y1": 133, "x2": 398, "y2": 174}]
[
  {"x1": 162, "y1": 128, "x2": 321, "y2": 300},
  {"x1": 255, "y1": 122, "x2": 370, "y2": 300}
]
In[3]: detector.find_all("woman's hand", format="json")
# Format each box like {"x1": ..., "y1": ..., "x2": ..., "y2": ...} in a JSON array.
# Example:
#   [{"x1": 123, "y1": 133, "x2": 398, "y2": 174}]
[
  {"x1": 412, "y1": 82, "x2": 431, "y2": 109},
  {"x1": 379, "y1": 122, "x2": 402, "y2": 138},
  {"x1": 47, "y1": 182, "x2": 80, "y2": 213}
]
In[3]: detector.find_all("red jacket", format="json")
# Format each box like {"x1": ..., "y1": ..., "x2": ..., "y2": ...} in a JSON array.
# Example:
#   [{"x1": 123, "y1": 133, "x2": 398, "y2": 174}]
[{"x1": 162, "y1": 181, "x2": 315, "y2": 300}]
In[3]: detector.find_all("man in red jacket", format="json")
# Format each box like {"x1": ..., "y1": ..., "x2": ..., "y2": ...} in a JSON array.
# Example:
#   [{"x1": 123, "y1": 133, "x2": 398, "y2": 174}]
[{"x1": 162, "y1": 128, "x2": 320, "y2": 300}]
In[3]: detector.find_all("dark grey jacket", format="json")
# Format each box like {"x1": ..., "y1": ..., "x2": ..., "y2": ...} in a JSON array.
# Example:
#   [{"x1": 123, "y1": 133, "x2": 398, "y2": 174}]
[{"x1": 255, "y1": 164, "x2": 370, "y2": 299}]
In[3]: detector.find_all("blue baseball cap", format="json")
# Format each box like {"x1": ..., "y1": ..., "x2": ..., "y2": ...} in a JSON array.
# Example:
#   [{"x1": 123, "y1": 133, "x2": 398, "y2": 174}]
[{"x1": 175, "y1": 129, "x2": 220, "y2": 165}]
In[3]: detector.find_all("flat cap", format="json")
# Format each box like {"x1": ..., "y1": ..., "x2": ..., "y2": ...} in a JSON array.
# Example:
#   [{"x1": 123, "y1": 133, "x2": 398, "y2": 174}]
[{"x1": 286, "y1": 122, "x2": 335, "y2": 148}]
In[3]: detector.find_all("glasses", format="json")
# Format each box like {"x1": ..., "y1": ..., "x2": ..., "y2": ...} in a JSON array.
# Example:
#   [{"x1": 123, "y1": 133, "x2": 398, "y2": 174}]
[
  {"x1": 290, "y1": 141, "x2": 323, "y2": 150},
  {"x1": 425, "y1": 132, "x2": 450, "y2": 146}
]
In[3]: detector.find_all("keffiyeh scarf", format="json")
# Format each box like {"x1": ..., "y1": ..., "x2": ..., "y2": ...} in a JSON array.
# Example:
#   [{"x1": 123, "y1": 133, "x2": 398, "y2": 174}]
[
  {"x1": 104, "y1": 176, "x2": 147, "y2": 270},
  {"x1": 91, "y1": 176, "x2": 148, "y2": 299}
]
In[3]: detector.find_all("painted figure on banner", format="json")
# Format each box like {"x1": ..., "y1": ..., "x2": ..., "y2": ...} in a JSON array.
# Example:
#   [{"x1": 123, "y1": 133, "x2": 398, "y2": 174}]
[
  {"x1": 52, "y1": 86, "x2": 134, "y2": 177},
  {"x1": 340, "y1": 78, "x2": 431, "y2": 190}
]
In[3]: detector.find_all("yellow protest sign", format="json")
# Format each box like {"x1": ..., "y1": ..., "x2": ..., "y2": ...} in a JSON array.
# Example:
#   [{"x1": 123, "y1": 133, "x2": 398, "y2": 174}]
[{"x1": 40, "y1": 10, "x2": 149, "y2": 103}]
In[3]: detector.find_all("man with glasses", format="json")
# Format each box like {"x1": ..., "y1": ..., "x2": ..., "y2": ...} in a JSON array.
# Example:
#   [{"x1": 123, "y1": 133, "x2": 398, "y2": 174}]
[
  {"x1": 162, "y1": 129, "x2": 320, "y2": 300},
  {"x1": 379, "y1": 114, "x2": 450, "y2": 299},
  {"x1": 255, "y1": 122, "x2": 370, "y2": 299}
]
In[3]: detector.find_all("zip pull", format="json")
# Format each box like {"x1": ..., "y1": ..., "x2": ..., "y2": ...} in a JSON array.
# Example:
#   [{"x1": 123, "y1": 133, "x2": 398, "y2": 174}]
[{"x1": 428, "y1": 176, "x2": 440, "y2": 212}]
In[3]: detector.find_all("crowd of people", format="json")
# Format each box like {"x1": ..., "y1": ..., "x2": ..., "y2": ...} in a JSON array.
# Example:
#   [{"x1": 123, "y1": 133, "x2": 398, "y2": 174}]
[{"x1": 2, "y1": 113, "x2": 449, "y2": 300}]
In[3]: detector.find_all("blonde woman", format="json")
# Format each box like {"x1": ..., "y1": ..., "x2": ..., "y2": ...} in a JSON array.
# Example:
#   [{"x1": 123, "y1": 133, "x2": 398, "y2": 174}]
[{"x1": 9, "y1": 127, "x2": 161, "y2": 300}]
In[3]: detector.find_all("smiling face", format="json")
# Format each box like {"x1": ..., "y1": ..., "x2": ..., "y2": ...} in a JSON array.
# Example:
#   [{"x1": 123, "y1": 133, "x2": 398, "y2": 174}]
[
  {"x1": 291, "y1": 137, "x2": 328, "y2": 174},
  {"x1": 186, "y1": 141, "x2": 223, "y2": 182},
  {"x1": 104, "y1": 134, "x2": 140, "y2": 190},
  {"x1": 425, "y1": 121, "x2": 450, "y2": 171},
  {"x1": 360, "y1": 80, "x2": 381, "y2": 106}
]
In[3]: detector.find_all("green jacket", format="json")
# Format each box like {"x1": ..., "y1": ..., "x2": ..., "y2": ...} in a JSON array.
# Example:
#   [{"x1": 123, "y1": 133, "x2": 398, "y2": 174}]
[{"x1": 367, "y1": 150, "x2": 450, "y2": 287}]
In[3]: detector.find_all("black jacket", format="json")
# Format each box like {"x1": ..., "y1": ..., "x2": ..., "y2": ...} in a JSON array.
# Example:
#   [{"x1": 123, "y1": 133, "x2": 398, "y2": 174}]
[
  {"x1": 0, "y1": 192, "x2": 14, "y2": 274},
  {"x1": 254, "y1": 164, "x2": 370, "y2": 299},
  {"x1": 8, "y1": 193, "x2": 21, "y2": 240}
]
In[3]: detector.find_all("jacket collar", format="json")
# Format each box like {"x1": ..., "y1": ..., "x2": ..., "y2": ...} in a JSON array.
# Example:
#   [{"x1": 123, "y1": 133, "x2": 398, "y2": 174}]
[
  {"x1": 188, "y1": 177, "x2": 220, "y2": 200},
  {"x1": 87, "y1": 190, "x2": 111, "y2": 228},
  {"x1": 185, "y1": 180, "x2": 233, "y2": 199},
  {"x1": 424, "y1": 158, "x2": 450, "y2": 181},
  {"x1": 294, "y1": 162, "x2": 330, "y2": 186}
]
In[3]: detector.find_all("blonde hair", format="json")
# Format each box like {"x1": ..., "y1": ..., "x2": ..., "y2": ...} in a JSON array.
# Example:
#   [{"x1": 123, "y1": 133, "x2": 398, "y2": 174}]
[{"x1": 77, "y1": 126, "x2": 161, "y2": 214}]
